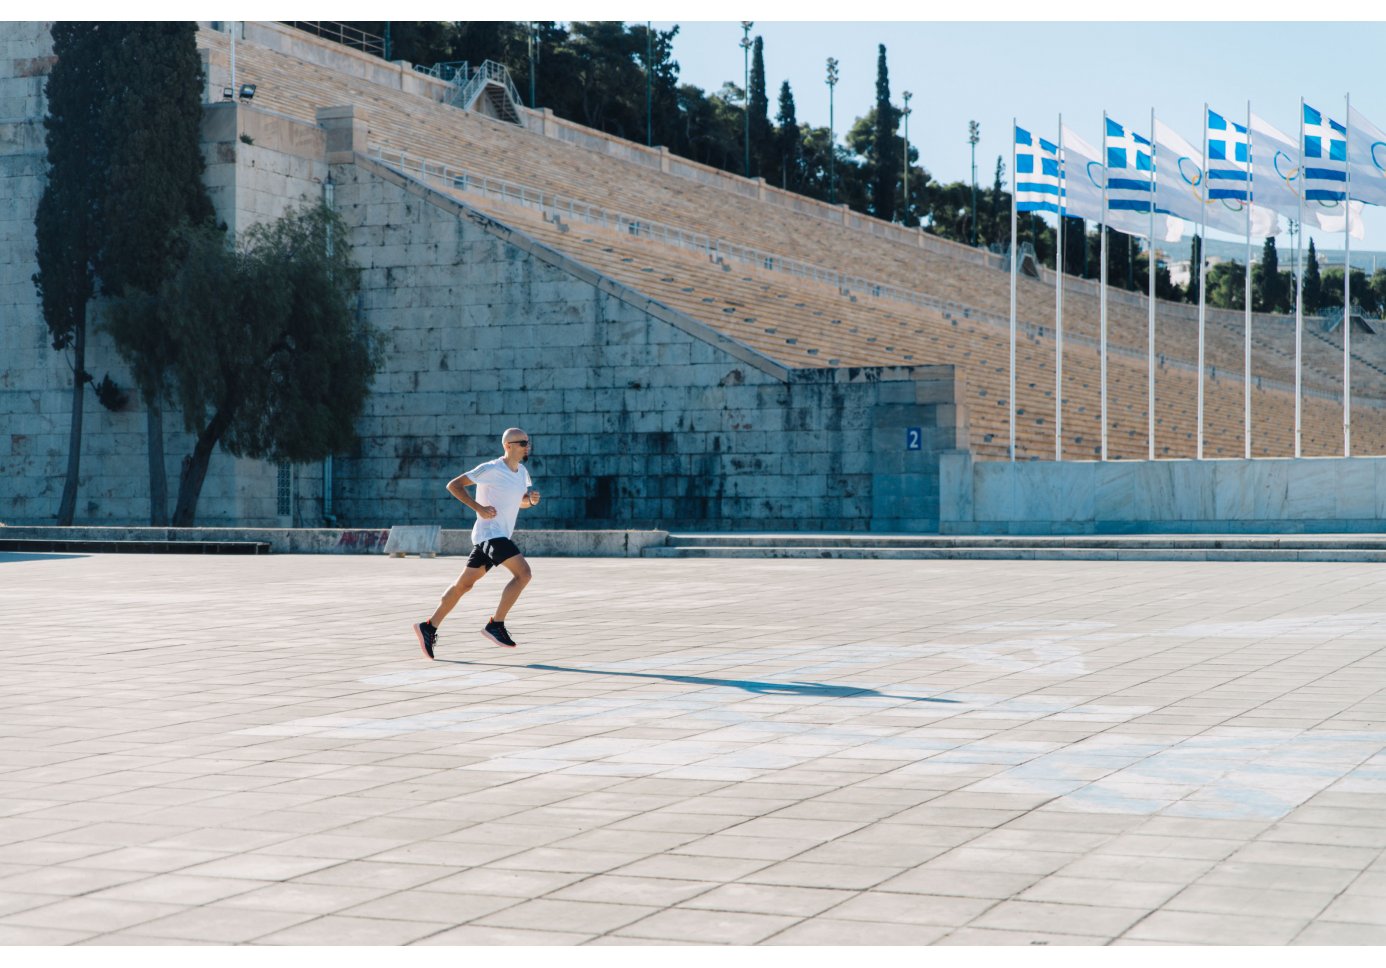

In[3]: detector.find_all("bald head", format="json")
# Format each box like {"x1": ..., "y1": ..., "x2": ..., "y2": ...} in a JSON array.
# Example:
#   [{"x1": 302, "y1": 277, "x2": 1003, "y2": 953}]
[{"x1": 502, "y1": 427, "x2": 527, "y2": 445}]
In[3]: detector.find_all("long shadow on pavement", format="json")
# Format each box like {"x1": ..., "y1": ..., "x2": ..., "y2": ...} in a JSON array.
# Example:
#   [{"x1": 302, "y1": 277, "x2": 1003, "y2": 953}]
[{"x1": 512, "y1": 662, "x2": 961, "y2": 703}]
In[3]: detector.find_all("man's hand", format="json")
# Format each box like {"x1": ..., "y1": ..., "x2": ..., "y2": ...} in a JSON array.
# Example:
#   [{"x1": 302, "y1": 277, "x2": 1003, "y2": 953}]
[
  {"x1": 527, "y1": 489, "x2": 541, "y2": 508},
  {"x1": 477, "y1": 505, "x2": 498, "y2": 520}
]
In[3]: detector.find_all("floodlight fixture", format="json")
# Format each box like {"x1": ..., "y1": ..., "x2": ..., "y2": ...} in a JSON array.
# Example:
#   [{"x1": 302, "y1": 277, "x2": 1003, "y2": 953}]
[
  {"x1": 238, "y1": 83, "x2": 256, "y2": 101},
  {"x1": 740, "y1": 22, "x2": 754, "y2": 178}
]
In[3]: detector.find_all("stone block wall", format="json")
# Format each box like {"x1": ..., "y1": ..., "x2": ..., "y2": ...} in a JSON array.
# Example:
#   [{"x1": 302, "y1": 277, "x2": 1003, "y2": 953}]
[
  {"x1": 942, "y1": 453, "x2": 1386, "y2": 534},
  {"x1": 1, "y1": 22, "x2": 964, "y2": 531},
  {"x1": 0, "y1": 23, "x2": 326, "y2": 525},
  {"x1": 329, "y1": 158, "x2": 964, "y2": 531}
]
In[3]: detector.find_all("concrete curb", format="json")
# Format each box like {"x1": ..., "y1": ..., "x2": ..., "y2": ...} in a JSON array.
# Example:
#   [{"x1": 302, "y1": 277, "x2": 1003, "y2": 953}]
[{"x1": 0, "y1": 527, "x2": 669, "y2": 557}]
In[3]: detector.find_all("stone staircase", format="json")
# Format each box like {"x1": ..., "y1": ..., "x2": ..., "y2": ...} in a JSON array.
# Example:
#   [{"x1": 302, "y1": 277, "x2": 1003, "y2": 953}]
[{"x1": 643, "y1": 532, "x2": 1386, "y2": 562}]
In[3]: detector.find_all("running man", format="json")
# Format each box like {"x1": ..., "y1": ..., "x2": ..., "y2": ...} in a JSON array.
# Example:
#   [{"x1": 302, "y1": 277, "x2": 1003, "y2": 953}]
[{"x1": 414, "y1": 428, "x2": 540, "y2": 658}]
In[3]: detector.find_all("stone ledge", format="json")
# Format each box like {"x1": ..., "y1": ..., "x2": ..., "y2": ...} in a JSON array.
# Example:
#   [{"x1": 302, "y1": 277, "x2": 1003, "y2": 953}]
[{"x1": 0, "y1": 526, "x2": 669, "y2": 557}]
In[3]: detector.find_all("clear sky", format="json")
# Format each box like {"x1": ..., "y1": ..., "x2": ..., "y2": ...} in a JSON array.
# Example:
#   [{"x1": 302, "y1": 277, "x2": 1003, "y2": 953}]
[{"x1": 647, "y1": 18, "x2": 1386, "y2": 258}]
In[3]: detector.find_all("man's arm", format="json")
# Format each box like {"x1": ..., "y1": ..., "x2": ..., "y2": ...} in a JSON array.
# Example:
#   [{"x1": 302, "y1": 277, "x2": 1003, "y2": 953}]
[
  {"x1": 446, "y1": 474, "x2": 496, "y2": 519},
  {"x1": 521, "y1": 488, "x2": 541, "y2": 509}
]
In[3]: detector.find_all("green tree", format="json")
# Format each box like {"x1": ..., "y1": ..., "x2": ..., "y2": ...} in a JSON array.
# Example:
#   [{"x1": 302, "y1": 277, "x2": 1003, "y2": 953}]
[
  {"x1": 748, "y1": 36, "x2": 771, "y2": 179},
  {"x1": 1186, "y1": 235, "x2": 1203, "y2": 303},
  {"x1": 1254, "y1": 236, "x2": 1284, "y2": 312},
  {"x1": 773, "y1": 80, "x2": 800, "y2": 190},
  {"x1": 987, "y1": 156, "x2": 1007, "y2": 248},
  {"x1": 1060, "y1": 216, "x2": 1087, "y2": 278},
  {"x1": 871, "y1": 44, "x2": 899, "y2": 223},
  {"x1": 33, "y1": 22, "x2": 106, "y2": 525},
  {"x1": 1206, "y1": 260, "x2": 1247, "y2": 309},
  {"x1": 1104, "y1": 227, "x2": 1135, "y2": 291},
  {"x1": 1318, "y1": 266, "x2": 1370, "y2": 314},
  {"x1": 97, "y1": 22, "x2": 217, "y2": 525},
  {"x1": 109, "y1": 205, "x2": 380, "y2": 526},
  {"x1": 1367, "y1": 268, "x2": 1386, "y2": 317},
  {"x1": 1303, "y1": 238, "x2": 1322, "y2": 313}
]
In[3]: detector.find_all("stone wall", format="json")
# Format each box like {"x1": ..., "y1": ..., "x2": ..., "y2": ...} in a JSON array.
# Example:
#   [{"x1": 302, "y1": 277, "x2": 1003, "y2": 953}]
[
  {"x1": 1, "y1": 18, "x2": 964, "y2": 531},
  {"x1": 329, "y1": 155, "x2": 965, "y2": 531},
  {"x1": 0, "y1": 23, "x2": 326, "y2": 525},
  {"x1": 941, "y1": 453, "x2": 1386, "y2": 534}
]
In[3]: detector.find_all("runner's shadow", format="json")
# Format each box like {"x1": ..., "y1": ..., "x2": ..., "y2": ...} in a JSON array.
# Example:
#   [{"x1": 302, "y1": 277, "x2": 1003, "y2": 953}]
[{"x1": 522, "y1": 663, "x2": 960, "y2": 703}]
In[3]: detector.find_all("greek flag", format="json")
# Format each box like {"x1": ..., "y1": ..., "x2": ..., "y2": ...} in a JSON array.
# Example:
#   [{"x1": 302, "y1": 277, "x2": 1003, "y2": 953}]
[
  {"x1": 1104, "y1": 117, "x2": 1153, "y2": 215},
  {"x1": 1206, "y1": 109, "x2": 1250, "y2": 203},
  {"x1": 1014, "y1": 125, "x2": 1063, "y2": 214},
  {"x1": 1347, "y1": 103, "x2": 1386, "y2": 207},
  {"x1": 1303, "y1": 102, "x2": 1347, "y2": 202}
]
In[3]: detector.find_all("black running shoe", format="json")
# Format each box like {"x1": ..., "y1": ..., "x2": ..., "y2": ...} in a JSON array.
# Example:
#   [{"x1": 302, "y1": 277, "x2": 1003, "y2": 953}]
[
  {"x1": 415, "y1": 621, "x2": 437, "y2": 659},
  {"x1": 482, "y1": 619, "x2": 516, "y2": 648}
]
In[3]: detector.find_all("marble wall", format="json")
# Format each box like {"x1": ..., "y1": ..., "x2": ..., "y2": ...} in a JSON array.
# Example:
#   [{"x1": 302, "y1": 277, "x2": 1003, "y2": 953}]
[{"x1": 942, "y1": 454, "x2": 1386, "y2": 534}]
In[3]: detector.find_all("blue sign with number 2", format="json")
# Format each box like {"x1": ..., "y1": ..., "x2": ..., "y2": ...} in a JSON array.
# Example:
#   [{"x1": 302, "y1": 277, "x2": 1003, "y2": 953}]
[{"x1": 906, "y1": 427, "x2": 921, "y2": 450}]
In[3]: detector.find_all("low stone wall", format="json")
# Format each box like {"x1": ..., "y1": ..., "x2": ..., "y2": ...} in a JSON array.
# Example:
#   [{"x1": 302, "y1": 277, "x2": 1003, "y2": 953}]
[
  {"x1": 0, "y1": 526, "x2": 669, "y2": 556},
  {"x1": 941, "y1": 453, "x2": 1386, "y2": 534}
]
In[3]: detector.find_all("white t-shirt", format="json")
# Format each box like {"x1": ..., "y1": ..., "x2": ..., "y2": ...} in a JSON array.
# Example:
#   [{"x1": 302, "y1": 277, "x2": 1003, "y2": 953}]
[{"x1": 464, "y1": 457, "x2": 532, "y2": 543}]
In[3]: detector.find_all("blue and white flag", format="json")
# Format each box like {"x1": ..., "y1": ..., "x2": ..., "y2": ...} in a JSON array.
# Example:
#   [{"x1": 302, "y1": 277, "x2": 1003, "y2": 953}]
[
  {"x1": 1063, "y1": 122, "x2": 1183, "y2": 241},
  {"x1": 1347, "y1": 103, "x2": 1386, "y2": 207},
  {"x1": 1105, "y1": 117, "x2": 1154, "y2": 215},
  {"x1": 1206, "y1": 109, "x2": 1250, "y2": 203},
  {"x1": 1058, "y1": 123, "x2": 1106, "y2": 224},
  {"x1": 1014, "y1": 124, "x2": 1063, "y2": 214},
  {"x1": 1303, "y1": 102, "x2": 1347, "y2": 202},
  {"x1": 1206, "y1": 108, "x2": 1280, "y2": 236},
  {"x1": 1249, "y1": 112, "x2": 1302, "y2": 220},
  {"x1": 1153, "y1": 118, "x2": 1265, "y2": 237}
]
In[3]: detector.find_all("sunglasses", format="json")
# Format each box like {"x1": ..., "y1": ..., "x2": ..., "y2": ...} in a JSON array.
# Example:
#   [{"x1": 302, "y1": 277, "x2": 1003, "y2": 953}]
[{"x1": 508, "y1": 439, "x2": 531, "y2": 446}]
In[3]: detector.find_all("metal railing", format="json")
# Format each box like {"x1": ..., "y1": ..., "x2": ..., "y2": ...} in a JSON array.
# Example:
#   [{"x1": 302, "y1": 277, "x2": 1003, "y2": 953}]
[
  {"x1": 281, "y1": 21, "x2": 384, "y2": 58},
  {"x1": 415, "y1": 61, "x2": 469, "y2": 84},
  {"x1": 368, "y1": 146, "x2": 1379, "y2": 408},
  {"x1": 450, "y1": 60, "x2": 523, "y2": 116}
]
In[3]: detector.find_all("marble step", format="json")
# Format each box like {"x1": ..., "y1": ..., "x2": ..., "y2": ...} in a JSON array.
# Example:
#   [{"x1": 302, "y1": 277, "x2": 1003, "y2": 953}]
[
  {"x1": 663, "y1": 533, "x2": 1386, "y2": 551},
  {"x1": 644, "y1": 544, "x2": 1386, "y2": 562}
]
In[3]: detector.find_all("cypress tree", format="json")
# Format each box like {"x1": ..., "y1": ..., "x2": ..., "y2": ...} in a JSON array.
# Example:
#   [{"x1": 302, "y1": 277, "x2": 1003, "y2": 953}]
[
  {"x1": 748, "y1": 36, "x2": 771, "y2": 179},
  {"x1": 872, "y1": 44, "x2": 898, "y2": 223},
  {"x1": 97, "y1": 23, "x2": 217, "y2": 525},
  {"x1": 1255, "y1": 236, "x2": 1281, "y2": 311},
  {"x1": 988, "y1": 156, "x2": 1006, "y2": 248},
  {"x1": 1187, "y1": 235, "x2": 1203, "y2": 304},
  {"x1": 1304, "y1": 238, "x2": 1322, "y2": 313},
  {"x1": 774, "y1": 80, "x2": 799, "y2": 190},
  {"x1": 33, "y1": 23, "x2": 106, "y2": 524}
]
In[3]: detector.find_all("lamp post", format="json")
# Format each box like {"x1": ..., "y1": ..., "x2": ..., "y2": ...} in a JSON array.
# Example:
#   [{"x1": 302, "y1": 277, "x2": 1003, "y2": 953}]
[
  {"x1": 901, "y1": 91, "x2": 912, "y2": 224},
  {"x1": 969, "y1": 119, "x2": 980, "y2": 247},
  {"x1": 527, "y1": 22, "x2": 538, "y2": 108},
  {"x1": 741, "y1": 22, "x2": 753, "y2": 178},
  {"x1": 826, "y1": 57, "x2": 839, "y2": 205}
]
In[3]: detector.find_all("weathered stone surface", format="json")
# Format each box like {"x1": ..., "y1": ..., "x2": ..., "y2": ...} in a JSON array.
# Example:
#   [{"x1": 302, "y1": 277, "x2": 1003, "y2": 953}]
[{"x1": 0, "y1": 23, "x2": 961, "y2": 533}]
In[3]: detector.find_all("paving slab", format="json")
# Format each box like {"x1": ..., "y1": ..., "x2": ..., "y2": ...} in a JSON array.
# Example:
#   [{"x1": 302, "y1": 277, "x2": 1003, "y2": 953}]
[{"x1": 4, "y1": 551, "x2": 1386, "y2": 945}]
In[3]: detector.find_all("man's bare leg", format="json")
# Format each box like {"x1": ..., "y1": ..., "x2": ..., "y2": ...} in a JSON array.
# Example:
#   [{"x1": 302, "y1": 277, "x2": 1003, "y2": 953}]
[
  {"x1": 430, "y1": 565, "x2": 488, "y2": 628},
  {"x1": 491, "y1": 554, "x2": 532, "y2": 622}
]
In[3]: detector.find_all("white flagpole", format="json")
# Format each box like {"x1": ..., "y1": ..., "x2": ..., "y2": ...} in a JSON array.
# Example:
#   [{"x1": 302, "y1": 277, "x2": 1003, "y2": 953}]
[
  {"x1": 1344, "y1": 92, "x2": 1352, "y2": 457},
  {"x1": 1100, "y1": 111, "x2": 1109, "y2": 462},
  {"x1": 1009, "y1": 118, "x2": 1018, "y2": 462},
  {"x1": 1197, "y1": 103, "x2": 1209, "y2": 460},
  {"x1": 1295, "y1": 97, "x2": 1305, "y2": 458},
  {"x1": 1056, "y1": 116, "x2": 1065, "y2": 462},
  {"x1": 1244, "y1": 100, "x2": 1253, "y2": 459},
  {"x1": 1148, "y1": 108, "x2": 1157, "y2": 461}
]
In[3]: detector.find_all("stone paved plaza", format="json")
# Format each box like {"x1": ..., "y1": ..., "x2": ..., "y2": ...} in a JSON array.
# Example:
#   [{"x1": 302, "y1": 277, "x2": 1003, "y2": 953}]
[{"x1": 3, "y1": 550, "x2": 1386, "y2": 945}]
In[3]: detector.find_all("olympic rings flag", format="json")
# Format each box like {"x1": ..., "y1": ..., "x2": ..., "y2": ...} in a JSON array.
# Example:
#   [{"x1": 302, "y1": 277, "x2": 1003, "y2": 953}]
[{"x1": 1347, "y1": 103, "x2": 1386, "y2": 207}]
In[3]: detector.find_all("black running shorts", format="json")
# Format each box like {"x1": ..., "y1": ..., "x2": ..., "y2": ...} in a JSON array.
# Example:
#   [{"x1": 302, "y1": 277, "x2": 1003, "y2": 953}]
[{"x1": 466, "y1": 537, "x2": 522, "y2": 571}]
